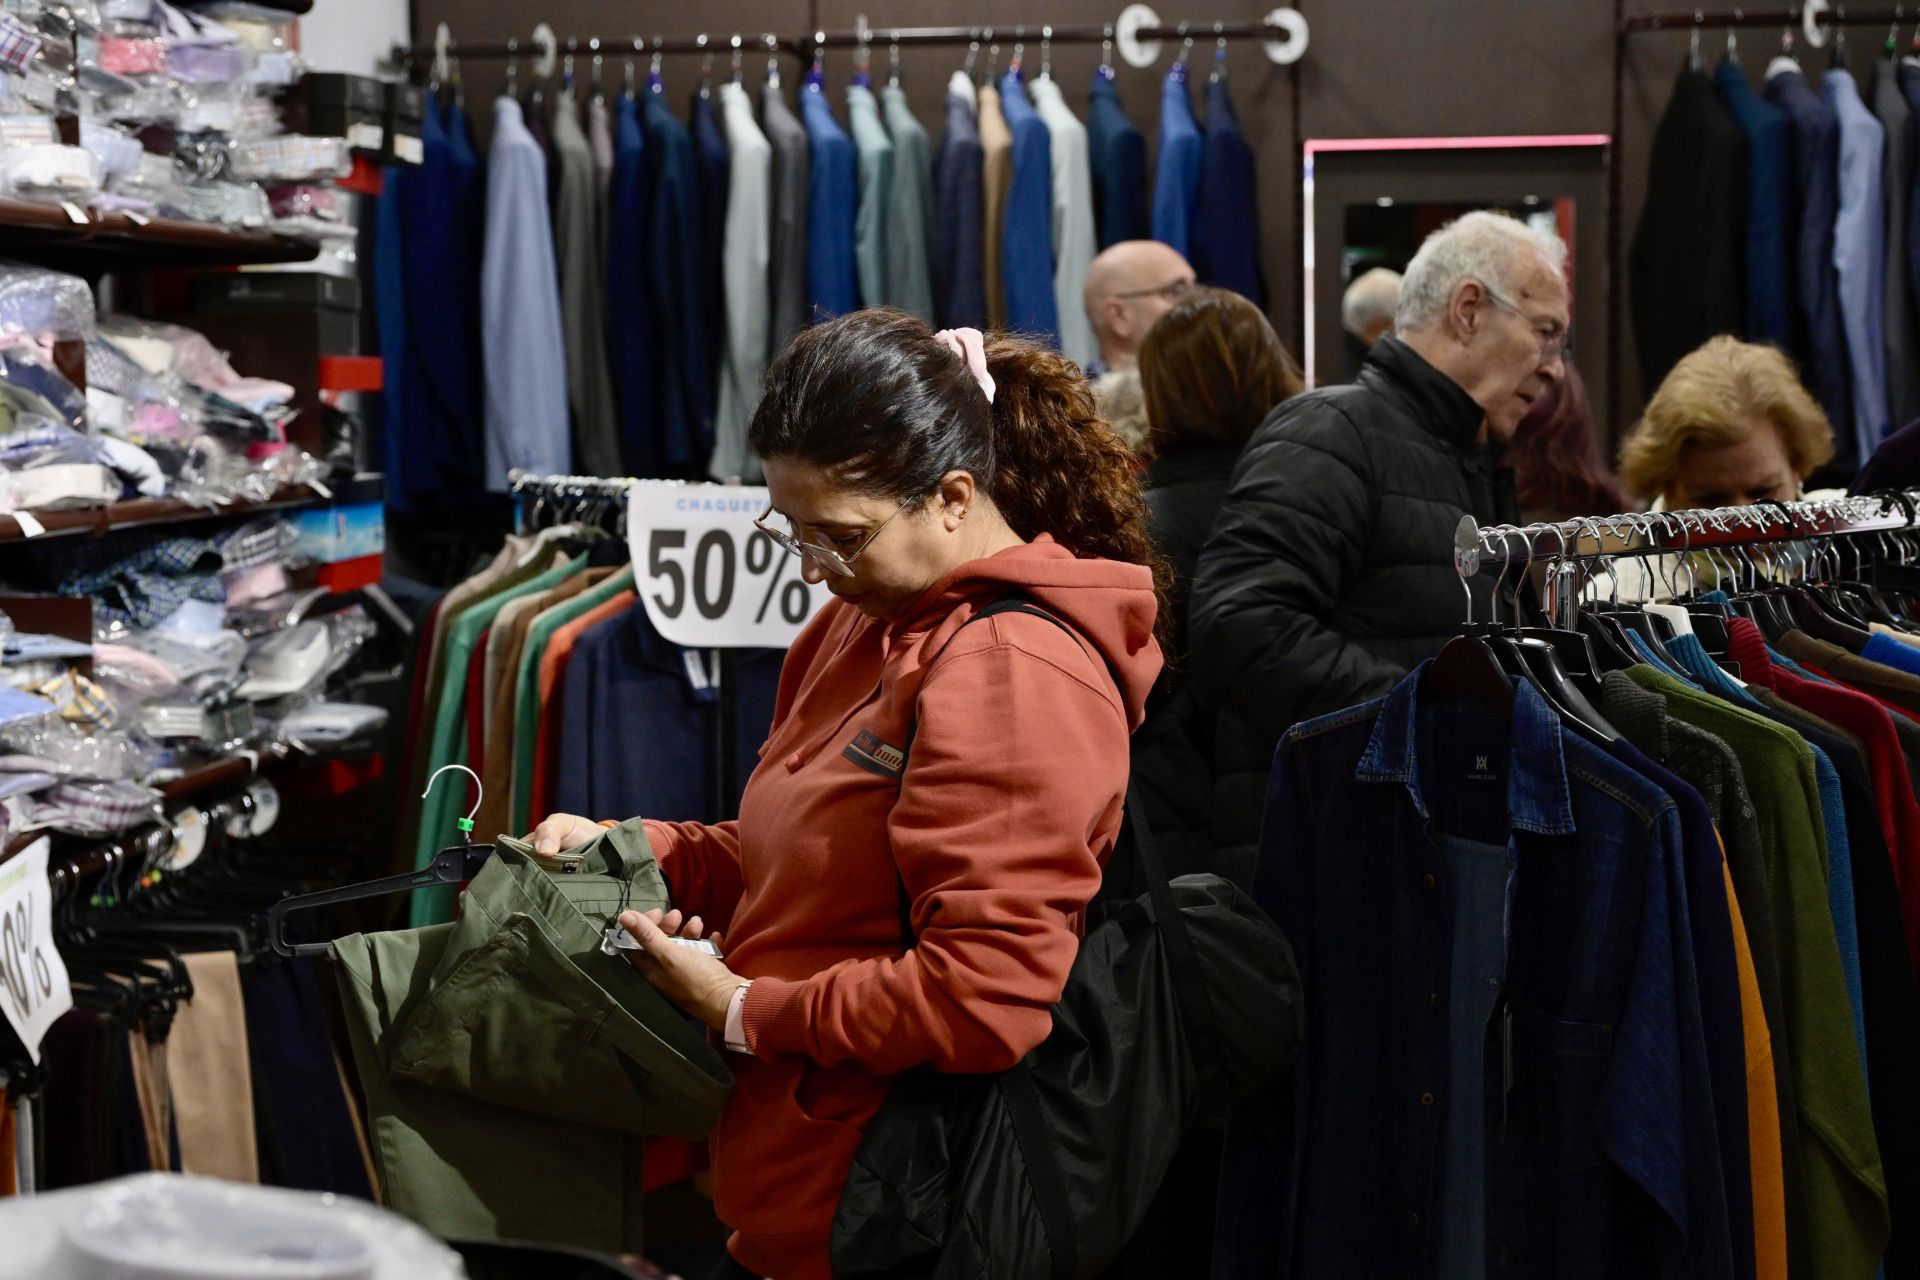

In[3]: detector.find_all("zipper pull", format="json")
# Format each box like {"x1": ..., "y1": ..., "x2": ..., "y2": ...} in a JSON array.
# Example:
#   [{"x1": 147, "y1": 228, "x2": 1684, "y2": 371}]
[{"x1": 1500, "y1": 1000, "x2": 1514, "y2": 1132}]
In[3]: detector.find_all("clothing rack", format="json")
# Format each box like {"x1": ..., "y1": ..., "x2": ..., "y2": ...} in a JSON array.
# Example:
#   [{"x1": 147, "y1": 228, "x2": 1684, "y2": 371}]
[
  {"x1": 502, "y1": 470, "x2": 749, "y2": 823},
  {"x1": 1608, "y1": 3, "x2": 1917, "y2": 437},
  {"x1": 391, "y1": 17, "x2": 1309, "y2": 68},
  {"x1": 1458, "y1": 490, "x2": 1920, "y2": 571}
]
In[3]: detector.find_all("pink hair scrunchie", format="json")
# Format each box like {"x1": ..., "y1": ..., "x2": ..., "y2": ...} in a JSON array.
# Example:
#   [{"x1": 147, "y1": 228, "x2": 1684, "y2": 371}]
[{"x1": 933, "y1": 327, "x2": 996, "y2": 404}]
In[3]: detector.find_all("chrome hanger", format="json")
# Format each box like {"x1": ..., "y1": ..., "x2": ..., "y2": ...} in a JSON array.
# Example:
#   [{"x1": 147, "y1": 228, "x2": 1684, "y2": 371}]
[
  {"x1": 1100, "y1": 24, "x2": 1115, "y2": 78},
  {"x1": 889, "y1": 31, "x2": 902, "y2": 87},
  {"x1": 1211, "y1": 21, "x2": 1228, "y2": 81},
  {"x1": 506, "y1": 36, "x2": 520, "y2": 97},
  {"x1": 766, "y1": 33, "x2": 782, "y2": 90},
  {"x1": 732, "y1": 34, "x2": 745, "y2": 84},
  {"x1": 1040, "y1": 25, "x2": 1053, "y2": 79},
  {"x1": 698, "y1": 33, "x2": 714, "y2": 98}
]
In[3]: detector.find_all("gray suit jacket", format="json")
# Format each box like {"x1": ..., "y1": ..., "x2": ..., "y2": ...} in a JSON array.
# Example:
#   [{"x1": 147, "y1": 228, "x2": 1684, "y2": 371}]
[
  {"x1": 762, "y1": 82, "x2": 811, "y2": 356},
  {"x1": 880, "y1": 83, "x2": 936, "y2": 322},
  {"x1": 552, "y1": 94, "x2": 623, "y2": 476},
  {"x1": 847, "y1": 83, "x2": 894, "y2": 309},
  {"x1": 713, "y1": 81, "x2": 773, "y2": 482}
]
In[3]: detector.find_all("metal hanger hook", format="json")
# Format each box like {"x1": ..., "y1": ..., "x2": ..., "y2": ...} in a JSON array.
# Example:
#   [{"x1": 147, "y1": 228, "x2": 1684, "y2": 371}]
[{"x1": 424, "y1": 763, "x2": 486, "y2": 829}]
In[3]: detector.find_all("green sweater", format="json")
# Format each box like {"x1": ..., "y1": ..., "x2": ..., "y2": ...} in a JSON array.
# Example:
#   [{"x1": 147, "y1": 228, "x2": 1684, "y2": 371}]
[{"x1": 1625, "y1": 665, "x2": 1888, "y2": 1278}]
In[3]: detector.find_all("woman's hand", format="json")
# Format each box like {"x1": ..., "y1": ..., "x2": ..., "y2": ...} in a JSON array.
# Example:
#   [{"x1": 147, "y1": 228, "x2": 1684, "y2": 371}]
[
  {"x1": 529, "y1": 812, "x2": 604, "y2": 855},
  {"x1": 619, "y1": 907, "x2": 743, "y2": 1033}
]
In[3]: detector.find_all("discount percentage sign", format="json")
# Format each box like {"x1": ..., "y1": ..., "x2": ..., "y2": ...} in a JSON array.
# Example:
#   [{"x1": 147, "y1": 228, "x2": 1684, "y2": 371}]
[
  {"x1": 0, "y1": 896, "x2": 49, "y2": 1019},
  {"x1": 745, "y1": 530, "x2": 817, "y2": 625}
]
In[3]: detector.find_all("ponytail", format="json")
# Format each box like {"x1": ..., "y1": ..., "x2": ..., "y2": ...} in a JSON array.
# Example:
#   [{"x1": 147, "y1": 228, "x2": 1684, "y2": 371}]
[{"x1": 748, "y1": 310, "x2": 1171, "y2": 622}]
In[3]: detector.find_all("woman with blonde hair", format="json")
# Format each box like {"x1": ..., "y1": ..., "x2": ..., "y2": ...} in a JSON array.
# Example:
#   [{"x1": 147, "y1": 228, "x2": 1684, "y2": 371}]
[{"x1": 1619, "y1": 335, "x2": 1837, "y2": 510}]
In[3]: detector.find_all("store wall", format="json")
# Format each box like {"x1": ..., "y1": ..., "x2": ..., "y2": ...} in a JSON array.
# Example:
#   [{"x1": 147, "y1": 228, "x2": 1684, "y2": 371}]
[{"x1": 403, "y1": 0, "x2": 1793, "y2": 442}]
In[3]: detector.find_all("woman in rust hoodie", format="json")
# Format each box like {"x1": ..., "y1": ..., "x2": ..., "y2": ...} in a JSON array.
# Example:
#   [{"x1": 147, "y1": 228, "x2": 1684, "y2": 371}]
[{"x1": 533, "y1": 309, "x2": 1167, "y2": 1279}]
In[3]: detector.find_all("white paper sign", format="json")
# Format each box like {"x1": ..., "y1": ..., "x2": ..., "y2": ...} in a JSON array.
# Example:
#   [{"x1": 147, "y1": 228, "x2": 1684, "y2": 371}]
[
  {"x1": 0, "y1": 837, "x2": 71, "y2": 1064},
  {"x1": 627, "y1": 482, "x2": 829, "y2": 649}
]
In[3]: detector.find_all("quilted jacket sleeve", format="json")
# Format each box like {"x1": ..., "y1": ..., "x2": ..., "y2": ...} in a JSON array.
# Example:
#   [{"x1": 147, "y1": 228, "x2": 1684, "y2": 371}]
[{"x1": 1188, "y1": 398, "x2": 1408, "y2": 740}]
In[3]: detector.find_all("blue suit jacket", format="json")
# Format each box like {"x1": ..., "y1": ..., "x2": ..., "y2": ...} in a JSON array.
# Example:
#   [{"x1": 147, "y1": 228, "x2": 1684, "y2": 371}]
[
  {"x1": 1765, "y1": 67, "x2": 1854, "y2": 465},
  {"x1": 643, "y1": 87, "x2": 714, "y2": 473},
  {"x1": 934, "y1": 92, "x2": 987, "y2": 329},
  {"x1": 1825, "y1": 68, "x2": 1890, "y2": 464},
  {"x1": 1714, "y1": 61, "x2": 1796, "y2": 351},
  {"x1": 1152, "y1": 67, "x2": 1204, "y2": 257},
  {"x1": 801, "y1": 77, "x2": 860, "y2": 320},
  {"x1": 689, "y1": 91, "x2": 730, "y2": 428},
  {"x1": 998, "y1": 70, "x2": 1060, "y2": 346},
  {"x1": 1087, "y1": 72, "x2": 1148, "y2": 248},
  {"x1": 1194, "y1": 77, "x2": 1262, "y2": 304}
]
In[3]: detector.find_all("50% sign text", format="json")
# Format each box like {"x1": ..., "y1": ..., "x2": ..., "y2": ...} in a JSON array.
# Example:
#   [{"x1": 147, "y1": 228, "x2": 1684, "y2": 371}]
[{"x1": 627, "y1": 483, "x2": 829, "y2": 649}]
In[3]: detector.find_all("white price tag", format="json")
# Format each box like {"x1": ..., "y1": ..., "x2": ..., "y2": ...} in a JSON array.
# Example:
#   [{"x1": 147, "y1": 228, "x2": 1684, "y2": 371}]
[
  {"x1": 0, "y1": 838, "x2": 72, "y2": 1064},
  {"x1": 12, "y1": 510, "x2": 45, "y2": 538},
  {"x1": 394, "y1": 134, "x2": 424, "y2": 164},
  {"x1": 627, "y1": 482, "x2": 829, "y2": 649},
  {"x1": 347, "y1": 122, "x2": 385, "y2": 151}
]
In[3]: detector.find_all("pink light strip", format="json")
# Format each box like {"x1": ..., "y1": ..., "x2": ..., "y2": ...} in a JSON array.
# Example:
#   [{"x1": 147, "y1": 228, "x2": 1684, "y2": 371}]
[{"x1": 1303, "y1": 134, "x2": 1612, "y2": 155}]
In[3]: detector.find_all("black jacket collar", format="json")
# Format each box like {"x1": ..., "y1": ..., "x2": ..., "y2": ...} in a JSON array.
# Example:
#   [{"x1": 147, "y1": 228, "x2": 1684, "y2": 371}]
[
  {"x1": 1146, "y1": 442, "x2": 1243, "y2": 490},
  {"x1": 1360, "y1": 335, "x2": 1488, "y2": 451}
]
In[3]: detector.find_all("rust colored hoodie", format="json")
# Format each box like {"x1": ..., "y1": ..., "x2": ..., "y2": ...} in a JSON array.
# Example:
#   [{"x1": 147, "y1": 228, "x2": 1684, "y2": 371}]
[{"x1": 639, "y1": 535, "x2": 1162, "y2": 1279}]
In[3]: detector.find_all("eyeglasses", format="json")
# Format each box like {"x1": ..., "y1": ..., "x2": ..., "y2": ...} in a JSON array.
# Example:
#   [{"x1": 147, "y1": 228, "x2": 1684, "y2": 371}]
[
  {"x1": 1111, "y1": 276, "x2": 1196, "y2": 304},
  {"x1": 1479, "y1": 281, "x2": 1569, "y2": 363},
  {"x1": 752, "y1": 503, "x2": 905, "y2": 577}
]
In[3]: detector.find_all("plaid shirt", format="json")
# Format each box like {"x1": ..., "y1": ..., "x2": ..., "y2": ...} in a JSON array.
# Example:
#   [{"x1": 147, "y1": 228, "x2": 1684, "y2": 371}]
[
  {"x1": 63, "y1": 535, "x2": 227, "y2": 630},
  {"x1": 214, "y1": 517, "x2": 295, "y2": 573},
  {"x1": 0, "y1": 13, "x2": 43, "y2": 74},
  {"x1": 30, "y1": 780, "x2": 163, "y2": 836},
  {"x1": 232, "y1": 136, "x2": 352, "y2": 183},
  {"x1": 32, "y1": 671, "x2": 118, "y2": 731}
]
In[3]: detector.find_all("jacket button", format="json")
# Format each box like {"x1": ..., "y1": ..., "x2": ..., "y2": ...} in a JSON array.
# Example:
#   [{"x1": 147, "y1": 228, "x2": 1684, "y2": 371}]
[
  {"x1": 1420, "y1": 1091, "x2": 1435, "y2": 1106},
  {"x1": 786, "y1": 751, "x2": 803, "y2": 770},
  {"x1": 1429, "y1": 992, "x2": 1441, "y2": 1007},
  {"x1": 1422, "y1": 873, "x2": 1437, "y2": 889},
  {"x1": 1408, "y1": 1212, "x2": 1421, "y2": 1227}
]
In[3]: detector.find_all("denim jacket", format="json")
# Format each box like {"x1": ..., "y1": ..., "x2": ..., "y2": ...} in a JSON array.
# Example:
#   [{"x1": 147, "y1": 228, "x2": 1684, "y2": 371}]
[{"x1": 1215, "y1": 665, "x2": 1729, "y2": 1279}]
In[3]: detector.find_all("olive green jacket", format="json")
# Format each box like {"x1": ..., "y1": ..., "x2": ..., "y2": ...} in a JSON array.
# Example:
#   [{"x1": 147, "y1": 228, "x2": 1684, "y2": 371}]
[{"x1": 335, "y1": 819, "x2": 731, "y2": 1253}]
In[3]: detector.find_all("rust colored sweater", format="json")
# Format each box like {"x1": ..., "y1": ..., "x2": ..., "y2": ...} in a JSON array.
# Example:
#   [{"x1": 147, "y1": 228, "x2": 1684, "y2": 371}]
[{"x1": 639, "y1": 536, "x2": 1162, "y2": 1278}]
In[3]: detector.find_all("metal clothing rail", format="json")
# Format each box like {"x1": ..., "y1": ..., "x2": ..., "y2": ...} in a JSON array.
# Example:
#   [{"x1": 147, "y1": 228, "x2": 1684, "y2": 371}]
[
  {"x1": 1608, "y1": 3, "x2": 1916, "y2": 440},
  {"x1": 392, "y1": 18, "x2": 1306, "y2": 66},
  {"x1": 506, "y1": 469, "x2": 636, "y2": 495},
  {"x1": 1456, "y1": 491, "x2": 1920, "y2": 575}
]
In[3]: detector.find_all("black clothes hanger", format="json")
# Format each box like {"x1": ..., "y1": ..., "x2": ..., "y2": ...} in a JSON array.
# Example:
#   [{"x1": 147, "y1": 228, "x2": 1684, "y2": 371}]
[
  {"x1": 1477, "y1": 529, "x2": 1619, "y2": 740},
  {"x1": 269, "y1": 842, "x2": 492, "y2": 959}
]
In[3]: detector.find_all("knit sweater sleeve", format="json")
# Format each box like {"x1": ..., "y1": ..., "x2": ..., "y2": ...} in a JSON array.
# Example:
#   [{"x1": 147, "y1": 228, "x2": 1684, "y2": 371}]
[
  {"x1": 740, "y1": 631, "x2": 1124, "y2": 1074},
  {"x1": 642, "y1": 818, "x2": 746, "y2": 932}
]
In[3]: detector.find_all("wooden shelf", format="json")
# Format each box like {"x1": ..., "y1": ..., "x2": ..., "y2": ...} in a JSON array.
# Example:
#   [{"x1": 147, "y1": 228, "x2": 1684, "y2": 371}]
[
  {"x1": 0, "y1": 485, "x2": 327, "y2": 544},
  {"x1": 0, "y1": 198, "x2": 318, "y2": 274}
]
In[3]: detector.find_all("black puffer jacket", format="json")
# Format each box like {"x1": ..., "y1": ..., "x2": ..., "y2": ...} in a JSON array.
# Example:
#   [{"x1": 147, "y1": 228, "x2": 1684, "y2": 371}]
[
  {"x1": 1188, "y1": 336, "x2": 1517, "y2": 856},
  {"x1": 1132, "y1": 443, "x2": 1244, "y2": 884}
]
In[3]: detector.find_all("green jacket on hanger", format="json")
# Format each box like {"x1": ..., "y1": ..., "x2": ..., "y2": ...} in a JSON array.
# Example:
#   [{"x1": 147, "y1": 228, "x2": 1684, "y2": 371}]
[{"x1": 335, "y1": 819, "x2": 731, "y2": 1253}]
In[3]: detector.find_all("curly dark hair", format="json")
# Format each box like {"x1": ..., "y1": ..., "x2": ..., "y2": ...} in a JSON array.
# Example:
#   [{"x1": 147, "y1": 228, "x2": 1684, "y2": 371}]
[{"x1": 747, "y1": 309, "x2": 1171, "y2": 629}]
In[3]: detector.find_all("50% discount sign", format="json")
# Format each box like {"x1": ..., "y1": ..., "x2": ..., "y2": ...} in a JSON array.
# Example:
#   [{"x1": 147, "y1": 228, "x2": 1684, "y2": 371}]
[
  {"x1": 0, "y1": 837, "x2": 72, "y2": 1064},
  {"x1": 626, "y1": 482, "x2": 831, "y2": 649}
]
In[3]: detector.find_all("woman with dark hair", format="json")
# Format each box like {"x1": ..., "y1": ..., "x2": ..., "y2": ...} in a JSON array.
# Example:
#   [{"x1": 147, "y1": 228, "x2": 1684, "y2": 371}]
[
  {"x1": 1505, "y1": 363, "x2": 1626, "y2": 522},
  {"x1": 1133, "y1": 286, "x2": 1302, "y2": 886},
  {"x1": 531, "y1": 310, "x2": 1166, "y2": 1280}
]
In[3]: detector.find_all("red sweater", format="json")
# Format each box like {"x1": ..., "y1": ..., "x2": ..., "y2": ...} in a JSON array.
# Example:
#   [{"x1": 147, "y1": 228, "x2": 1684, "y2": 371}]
[{"x1": 640, "y1": 536, "x2": 1162, "y2": 1278}]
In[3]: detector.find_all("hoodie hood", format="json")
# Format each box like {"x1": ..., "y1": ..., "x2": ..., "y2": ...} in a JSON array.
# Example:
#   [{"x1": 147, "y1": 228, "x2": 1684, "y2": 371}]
[{"x1": 890, "y1": 534, "x2": 1163, "y2": 728}]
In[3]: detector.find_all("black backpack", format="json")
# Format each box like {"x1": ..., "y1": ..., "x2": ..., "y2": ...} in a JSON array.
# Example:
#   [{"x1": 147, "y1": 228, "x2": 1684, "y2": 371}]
[{"x1": 830, "y1": 596, "x2": 1303, "y2": 1280}]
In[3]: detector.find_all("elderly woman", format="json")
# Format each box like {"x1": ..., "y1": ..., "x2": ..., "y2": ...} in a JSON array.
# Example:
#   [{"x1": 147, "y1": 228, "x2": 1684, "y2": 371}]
[{"x1": 1619, "y1": 336, "x2": 1837, "y2": 510}]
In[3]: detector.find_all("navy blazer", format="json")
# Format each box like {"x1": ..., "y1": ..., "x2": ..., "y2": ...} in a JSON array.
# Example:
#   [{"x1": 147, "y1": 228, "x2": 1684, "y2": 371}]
[
  {"x1": 1765, "y1": 66, "x2": 1855, "y2": 468},
  {"x1": 998, "y1": 70, "x2": 1060, "y2": 346},
  {"x1": 1193, "y1": 77, "x2": 1263, "y2": 305},
  {"x1": 1714, "y1": 60, "x2": 1797, "y2": 352},
  {"x1": 934, "y1": 91, "x2": 988, "y2": 330},
  {"x1": 1087, "y1": 72, "x2": 1148, "y2": 248}
]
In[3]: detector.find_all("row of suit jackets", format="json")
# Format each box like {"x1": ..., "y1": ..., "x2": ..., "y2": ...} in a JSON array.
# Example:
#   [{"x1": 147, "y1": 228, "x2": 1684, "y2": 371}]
[
  {"x1": 379, "y1": 65, "x2": 1267, "y2": 502},
  {"x1": 1633, "y1": 55, "x2": 1920, "y2": 482}
]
